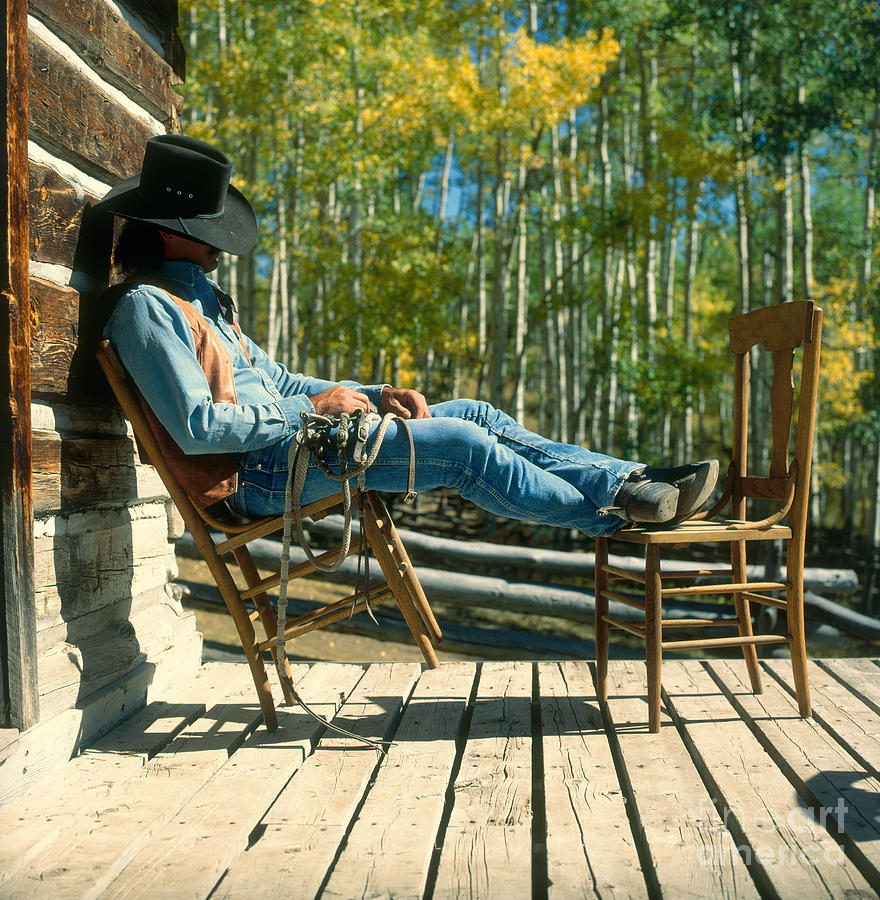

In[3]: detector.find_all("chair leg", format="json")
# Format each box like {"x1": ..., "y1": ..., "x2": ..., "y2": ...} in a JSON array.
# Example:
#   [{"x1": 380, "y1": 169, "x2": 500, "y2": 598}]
[
  {"x1": 645, "y1": 545, "x2": 663, "y2": 733},
  {"x1": 207, "y1": 553, "x2": 278, "y2": 731},
  {"x1": 786, "y1": 545, "x2": 812, "y2": 717},
  {"x1": 365, "y1": 492, "x2": 443, "y2": 644},
  {"x1": 361, "y1": 502, "x2": 439, "y2": 668},
  {"x1": 594, "y1": 537, "x2": 610, "y2": 704},
  {"x1": 731, "y1": 539, "x2": 762, "y2": 693},
  {"x1": 231, "y1": 545, "x2": 296, "y2": 706}
]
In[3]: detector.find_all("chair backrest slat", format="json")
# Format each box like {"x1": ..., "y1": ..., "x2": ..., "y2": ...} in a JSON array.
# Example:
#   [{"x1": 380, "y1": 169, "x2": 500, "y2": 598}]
[
  {"x1": 726, "y1": 301, "x2": 822, "y2": 520},
  {"x1": 769, "y1": 347, "x2": 795, "y2": 479}
]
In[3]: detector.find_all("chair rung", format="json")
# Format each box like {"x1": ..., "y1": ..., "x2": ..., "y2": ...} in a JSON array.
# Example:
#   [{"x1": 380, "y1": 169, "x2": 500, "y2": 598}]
[
  {"x1": 216, "y1": 516, "x2": 284, "y2": 554},
  {"x1": 659, "y1": 616, "x2": 742, "y2": 628},
  {"x1": 601, "y1": 614, "x2": 646, "y2": 638},
  {"x1": 238, "y1": 545, "x2": 355, "y2": 600},
  {"x1": 660, "y1": 580, "x2": 786, "y2": 597},
  {"x1": 603, "y1": 564, "x2": 645, "y2": 584},
  {"x1": 659, "y1": 568, "x2": 734, "y2": 580},
  {"x1": 661, "y1": 633, "x2": 789, "y2": 651},
  {"x1": 741, "y1": 591, "x2": 788, "y2": 609},
  {"x1": 600, "y1": 590, "x2": 646, "y2": 611},
  {"x1": 256, "y1": 583, "x2": 395, "y2": 651}
]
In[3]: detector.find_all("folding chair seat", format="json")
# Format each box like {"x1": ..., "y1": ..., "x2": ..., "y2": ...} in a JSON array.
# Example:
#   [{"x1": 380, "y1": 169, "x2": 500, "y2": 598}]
[
  {"x1": 595, "y1": 301, "x2": 822, "y2": 731},
  {"x1": 97, "y1": 340, "x2": 442, "y2": 731}
]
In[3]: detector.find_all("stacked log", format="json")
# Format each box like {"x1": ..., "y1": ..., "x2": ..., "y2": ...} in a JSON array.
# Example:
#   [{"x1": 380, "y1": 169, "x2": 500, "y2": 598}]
[{"x1": 1, "y1": 1, "x2": 200, "y2": 805}]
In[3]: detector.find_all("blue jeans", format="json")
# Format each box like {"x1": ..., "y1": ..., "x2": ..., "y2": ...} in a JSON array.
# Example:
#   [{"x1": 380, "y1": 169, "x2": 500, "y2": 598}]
[{"x1": 228, "y1": 399, "x2": 639, "y2": 537}]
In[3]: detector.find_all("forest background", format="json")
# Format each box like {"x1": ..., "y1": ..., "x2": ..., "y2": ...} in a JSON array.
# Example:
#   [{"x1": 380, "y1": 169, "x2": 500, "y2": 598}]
[{"x1": 177, "y1": 0, "x2": 880, "y2": 612}]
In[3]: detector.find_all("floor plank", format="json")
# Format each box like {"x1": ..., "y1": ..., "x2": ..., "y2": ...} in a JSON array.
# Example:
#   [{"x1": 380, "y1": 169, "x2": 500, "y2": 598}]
[
  {"x1": 102, "y1": 663, "x2": 368, "y2": 900},
  {"x1": 538, "y1": 660, "x2": 644, "y2": 899},
  {"x1": 603, "y1": 658, "x2": 756, "y2": 899},
  {"x1": 321, "y1": 662, "x2": 477, "y2": 900},
  {"x1": 707, "y1": 658, "x2": 880, "y2": 892},
  {"x1": 765, "y1": 659, "x2": 880, "y2": 776},
  {"x1": 213, "y1": 662, "x2": 422, "y2": 899},
  {"x1": 433, "y1": 660, "x2": 535, "y2": 900},
  {"x1": 0, "y1": 662, "x2": 300, "y2": 900},
  {"x1": 663, "y1": 660, "x2": 873, "y2": 899},
  {"x1": 818, "y1": 658, "x2": 880, "y2": 715}
]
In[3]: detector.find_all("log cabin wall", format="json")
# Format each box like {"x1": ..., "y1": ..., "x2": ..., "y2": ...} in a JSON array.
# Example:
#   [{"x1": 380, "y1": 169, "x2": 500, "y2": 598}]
[{"x1": 1, "y1": 0, "x2": 201, "y2": 803}]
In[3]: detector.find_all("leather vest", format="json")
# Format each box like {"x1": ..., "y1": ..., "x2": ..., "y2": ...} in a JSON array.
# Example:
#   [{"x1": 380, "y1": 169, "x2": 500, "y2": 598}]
[{"x1": 123, "y1": 282, "x2": 250, "y2": 509}]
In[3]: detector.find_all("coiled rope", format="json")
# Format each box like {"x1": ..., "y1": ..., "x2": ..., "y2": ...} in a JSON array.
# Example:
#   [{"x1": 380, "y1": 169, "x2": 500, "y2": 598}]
[{"x1": 273, "y1": 409, "x2": 417, "y2": 750}]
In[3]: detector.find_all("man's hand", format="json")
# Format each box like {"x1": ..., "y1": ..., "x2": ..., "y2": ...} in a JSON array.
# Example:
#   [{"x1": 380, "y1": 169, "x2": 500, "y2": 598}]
[
  {"x1": 311, "y1": 386, "x2": 371, "y2": 416},
  {"x1": 380, "y1": 386, "x2": 431, "y2": 419}
]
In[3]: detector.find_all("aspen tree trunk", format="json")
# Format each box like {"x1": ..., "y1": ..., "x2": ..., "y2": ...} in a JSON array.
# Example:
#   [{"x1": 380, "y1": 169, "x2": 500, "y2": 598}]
[
  {"x1": 596, "y1": 89, "x2": 614, "y2": 450},
  {"x1": 455, "y1": 228, "x2": 480, "y2": 398},
  {"x1": 185, "y1": 8, "x2": 198, "y2": 129},
  {"x1": 489, "y1": 132, "x2": 509, "y2": 408},
  {"x1": 287, "y1": 120, "x2": 304, "y2": 372},
  {"x1": 550, "y1": 124, "x2": 570, "y2": 441},
  {"x1": 538, "y1": 200, "x2": 558, "y2": 439},
  {"x1": 475, "y1": 163, "x2": 488, "y2": 396},
  {"x1": 427, "y1": 127, "x2": 456, "y2": 398},
  {"x1": 729, "y1": 31, "x2": 754, "y2": 314},
  {"x1": 775, "y1": 155, "x2": 794, "y2": 304},
  {"x1": 637, "y1": 35, "x2": 658, "y2": 351},
  {"x1": 620, "y1": 50, "x2": 639, "y2": 453},
  {"x1": 347, "y1": 1, "x2": 365, "y2": 380},
  {"x1": 682, "y1": 204, "x2": 699, "y2": 461},
  {"x1": 568, "y1": 108, "x2": 586, "y2": 443},
  {"x1": 513, "y1": 150, "x2": 528, "y2": 424},
  {"x1": 797, "y1": 87, "x2": 814, "y2": 303},
  {"x1": 607, "y1": 254, "x2": 624, "y2": 455},
  {"x1": 266, "y1": 244, "x2": 281, "y2": 360},
  {"x1": 858, "y1": 102, "x2": 880, "y2": 318},
  {"x1": 681, "y1": 48, "x2": 701, "y2": 460},
  {"x1": 277, "y1": 194, "x2": 290, "y2": 365},
  {"x1": 320, "y1": 182, "x2": 340, "y2": 380},
  {"x1": 238, "y1": 99, "x2": 258, "y2": 333},
  {"x1": 660, "y1": 220, "x2": 677, "y2": 458}
]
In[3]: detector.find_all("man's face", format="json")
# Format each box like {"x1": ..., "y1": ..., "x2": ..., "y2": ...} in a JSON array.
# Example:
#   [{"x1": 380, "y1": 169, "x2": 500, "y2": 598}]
[{"x1": 160, "y1": 230, "x2": 221, "y2": 273}]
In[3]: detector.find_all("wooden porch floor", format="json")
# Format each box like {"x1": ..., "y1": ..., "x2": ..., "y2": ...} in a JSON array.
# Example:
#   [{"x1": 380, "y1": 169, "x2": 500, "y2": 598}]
[{"x1": 1, "y1": 656, "x2": 879, "y2": 898}]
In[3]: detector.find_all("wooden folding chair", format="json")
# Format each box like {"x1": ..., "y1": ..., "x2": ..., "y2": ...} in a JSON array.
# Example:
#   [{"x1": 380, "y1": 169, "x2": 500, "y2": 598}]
[
  {"x1": 96, "y1": 340, "x2": 442, "y2": 731},
  {"x1": 595, "y1": 300, "x2": 823, "y2": 731}
]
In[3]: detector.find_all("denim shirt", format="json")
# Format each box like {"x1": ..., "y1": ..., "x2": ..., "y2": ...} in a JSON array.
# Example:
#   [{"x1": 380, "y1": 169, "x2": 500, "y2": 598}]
[{"x1": 105, "y1": 260, "x2": 384, "y2": 456}]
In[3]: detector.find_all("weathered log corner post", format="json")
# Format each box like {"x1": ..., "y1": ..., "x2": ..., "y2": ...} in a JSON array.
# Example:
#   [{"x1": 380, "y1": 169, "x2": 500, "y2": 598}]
[{"x1": 1, "y1": 0, "x2": 38, "y2": 730}]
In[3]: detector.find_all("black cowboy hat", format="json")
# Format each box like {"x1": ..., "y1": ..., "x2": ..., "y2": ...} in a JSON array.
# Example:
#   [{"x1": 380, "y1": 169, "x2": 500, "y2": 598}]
[{"x1": 96, "y1": 134, "x2": 257, "y2": 256}]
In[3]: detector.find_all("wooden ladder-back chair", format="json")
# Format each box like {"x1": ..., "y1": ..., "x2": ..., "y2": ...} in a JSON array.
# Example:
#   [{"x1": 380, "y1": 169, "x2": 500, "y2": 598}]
[
  {"x1": 96, "y1": 340, "x2": 442, "y2": 731},
  {"x1": 595, "y1": 300, "x2": 823, "y2": 732}
]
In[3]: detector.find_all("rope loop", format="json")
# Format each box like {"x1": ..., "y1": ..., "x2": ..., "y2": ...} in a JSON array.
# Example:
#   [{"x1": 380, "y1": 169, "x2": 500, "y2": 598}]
[{"x1": 272, "y1": 408, "x2": 418, "y2": 749}]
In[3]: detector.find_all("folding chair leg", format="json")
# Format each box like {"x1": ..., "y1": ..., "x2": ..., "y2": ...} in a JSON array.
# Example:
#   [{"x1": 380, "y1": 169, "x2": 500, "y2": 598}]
[
  {"x1": 232, "y1": 545, "x2": 296, "y2": 706},
  {"x1": 187, "y1": 530, "x2": 278, "y2": 730},
  {"x1": 365, "y1": 492, "x2": 442, "y2": 644},
  {"x1": 213, "y1": 568, "x2": 278, "y2": 731},
  {"x1": 361, "y1": 504, "x2": 439, "y2": 668},
  {"x1": 731, "y1": 540, "x2": 762, "y2": 693},
  {"x1": 594, "y1": 537, "x2": 610, "y2": 704},
  {"x1": 645, "y1": 545, "x2": 663, "y2": 733}
]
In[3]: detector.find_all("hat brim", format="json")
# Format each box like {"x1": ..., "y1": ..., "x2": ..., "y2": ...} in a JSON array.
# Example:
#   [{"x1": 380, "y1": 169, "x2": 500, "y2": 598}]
[{"x1": 97, "y1": 175, "x2": 257, "y2": 256}]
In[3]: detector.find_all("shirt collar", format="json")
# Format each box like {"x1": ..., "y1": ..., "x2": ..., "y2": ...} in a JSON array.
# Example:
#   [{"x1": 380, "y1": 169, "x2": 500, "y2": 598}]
[
  {"x1": 154, "y1": 260, "x2": 220, "y2": 313},
  {"x1": 157, "y1": 259, "x2": 206, "y2": 288}
]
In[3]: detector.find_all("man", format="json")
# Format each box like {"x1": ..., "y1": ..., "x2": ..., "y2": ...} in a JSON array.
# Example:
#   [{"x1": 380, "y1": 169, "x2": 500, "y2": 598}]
[{"x1": 95, "y1": 134, "x2": 717, "y2": 535}]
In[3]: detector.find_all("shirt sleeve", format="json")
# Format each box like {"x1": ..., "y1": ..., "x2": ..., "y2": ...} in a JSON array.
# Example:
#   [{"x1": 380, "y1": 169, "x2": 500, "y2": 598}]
[
  {"x1": 105, "y1": 285, "x2": 313, "y2": 455},
  {"x1": 239, "y1": 332, "x2": 388, "y2": 409}
]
